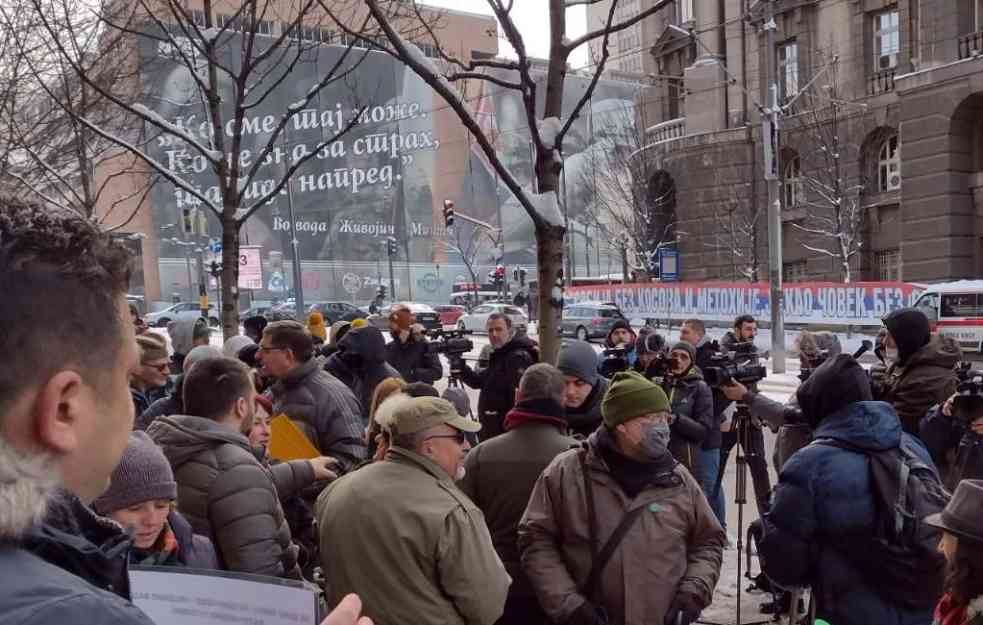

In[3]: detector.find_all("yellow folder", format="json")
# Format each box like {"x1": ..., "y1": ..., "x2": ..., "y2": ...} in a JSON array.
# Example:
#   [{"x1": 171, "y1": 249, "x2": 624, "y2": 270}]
[{"x1": 269, "y1": 414, "x2": 320, "y2": 461}]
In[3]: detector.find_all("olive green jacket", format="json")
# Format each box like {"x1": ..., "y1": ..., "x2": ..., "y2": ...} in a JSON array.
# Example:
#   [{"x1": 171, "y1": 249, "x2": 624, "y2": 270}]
[{"x1": 316, "y1": 447, "x2": 510, "y2": 625}]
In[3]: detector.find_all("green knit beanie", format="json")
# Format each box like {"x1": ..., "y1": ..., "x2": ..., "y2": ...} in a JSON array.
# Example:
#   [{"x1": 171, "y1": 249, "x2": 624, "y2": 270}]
[{"x1": 601, "y1": 370, "x2": 671, "y2": 428}]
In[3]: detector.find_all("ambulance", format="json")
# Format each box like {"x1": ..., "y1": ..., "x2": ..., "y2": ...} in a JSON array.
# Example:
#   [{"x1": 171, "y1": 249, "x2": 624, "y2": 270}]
[{"x1": 913, "y1": 280, "x2": 983, "y2": 355}]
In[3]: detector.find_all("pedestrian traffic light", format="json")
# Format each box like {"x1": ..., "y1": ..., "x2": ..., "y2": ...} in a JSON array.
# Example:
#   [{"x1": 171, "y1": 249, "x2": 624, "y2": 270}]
[
  {"x1": 442, "y1": 200, "x2": 455, "y2": 228},
  {"x1": 386, "y1": 237, "x2": 397, "y2": 257},
  {"x1": 518, "y1": 267, "x2": 527, "y2": 285},
  {"x1": 377, "y1": 284, "x2": 387, "y2": 299},
  {"x1": 209, "y1": 260, "x2": 222, "y2": 276}
]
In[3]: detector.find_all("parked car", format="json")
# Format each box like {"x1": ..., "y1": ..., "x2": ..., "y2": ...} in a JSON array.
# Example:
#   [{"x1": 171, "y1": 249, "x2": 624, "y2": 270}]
[
  {"x1": 433, "y1": 304, "x2": 467, "y2": 326},
  {"x1": 457, "y1": 303, "x2": 528, "y2": 335},
  {"x1": 145, "y1": 302, "x2": 220, "y2": 328},
  {"x1": 307, "y1": 301, "x2": 365, "y2": 324},
  {"x1": 560, "y1": 301, "x2": 626, "y2": 341},
  {"x1": 368, "y1": 302, "x2": 442, "y2": 332}
]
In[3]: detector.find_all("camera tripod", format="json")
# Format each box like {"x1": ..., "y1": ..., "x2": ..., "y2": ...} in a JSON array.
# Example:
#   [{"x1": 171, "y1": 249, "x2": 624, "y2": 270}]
[{"x1": 702, "y1": 401, "x2": 772, "y2": 625}]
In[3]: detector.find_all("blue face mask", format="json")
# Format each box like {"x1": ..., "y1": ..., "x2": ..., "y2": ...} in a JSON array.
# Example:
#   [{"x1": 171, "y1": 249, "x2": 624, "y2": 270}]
[{"x1": 639, "y1": 422, "x2": 671, "y2": 458}]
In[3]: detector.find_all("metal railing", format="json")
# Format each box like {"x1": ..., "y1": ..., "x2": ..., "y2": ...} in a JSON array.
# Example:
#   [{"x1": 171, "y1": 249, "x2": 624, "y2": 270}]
[
  {"x1": 959, "y1": 31, "x2": 983, "y2": 59},
  {"x1": 644, "y1": 117, "x2": 685, "y2": 144},
  {"x1": 867, "y1": 68, "x2": 896, "y2": 96}
]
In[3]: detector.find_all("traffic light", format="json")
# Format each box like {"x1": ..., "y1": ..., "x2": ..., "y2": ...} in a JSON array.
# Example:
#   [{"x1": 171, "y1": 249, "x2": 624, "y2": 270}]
[
  {"x1": 377, "y1": 284, "x2": 387, "y2": 299},
  {"x1": 518, "y1": 267, "x2": 527, "y2": 286},
  {"x1": 442, "y1": 200, "x2": 455, "y2": 227},
  {"x1": 209, "y1": 260, "x2": 222, "y2": 276},
  {"x1": 181, "y1": 207, "x2": 196, "y2": 235},
  {"x1": 386, "y1": 237, "x2": 397, "y2": 256}
]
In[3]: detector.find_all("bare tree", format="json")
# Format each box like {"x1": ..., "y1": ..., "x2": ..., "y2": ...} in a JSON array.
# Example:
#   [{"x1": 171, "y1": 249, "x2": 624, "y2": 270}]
[
  {"x1": 17, "y1": 0, "x2": 415, "y2": 337},
  {"x1": 443, "y1": 221, "x2": 498, "y2": 309},
  {"x1": 349, "y1": 0, "x2": 671, "y2": 360},
  {"x1": 784, "y1": 68, "x2": 865, "y2": 283},
  {"x1": 0, "y1": 7, "x2": 154, "y2": 225}
]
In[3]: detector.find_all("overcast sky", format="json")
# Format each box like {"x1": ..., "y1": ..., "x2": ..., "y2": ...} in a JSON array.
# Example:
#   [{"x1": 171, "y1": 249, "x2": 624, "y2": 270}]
[{"x1": 422, "y1": 1, "x2": 590, "y2": 68}]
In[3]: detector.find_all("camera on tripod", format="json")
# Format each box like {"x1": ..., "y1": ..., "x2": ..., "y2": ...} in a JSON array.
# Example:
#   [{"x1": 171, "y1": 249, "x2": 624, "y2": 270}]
[
  {"x1": 599, "y1": 346, "x2": 630, "y2": 378},
  {"x1": 953, "y1": 362, "x2": 983, "y2": 428},
  {"x1": 703, "y1": 341, "x2": 767, "y2": 388},
  {"x1": 426, "y1": 329, "x2": 474, "y2": 376}
]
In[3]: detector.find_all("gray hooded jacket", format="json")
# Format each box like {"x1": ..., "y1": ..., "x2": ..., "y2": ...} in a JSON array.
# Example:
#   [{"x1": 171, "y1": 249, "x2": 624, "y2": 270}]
[{"x1": 147, "y1": 415, "x2": 302, "y2": 580}]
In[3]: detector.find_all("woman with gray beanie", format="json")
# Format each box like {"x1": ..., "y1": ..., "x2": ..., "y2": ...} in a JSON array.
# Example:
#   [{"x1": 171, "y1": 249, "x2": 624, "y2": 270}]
[{"x1": 93, "y1": 432, "x2": 218, "y2": 569}]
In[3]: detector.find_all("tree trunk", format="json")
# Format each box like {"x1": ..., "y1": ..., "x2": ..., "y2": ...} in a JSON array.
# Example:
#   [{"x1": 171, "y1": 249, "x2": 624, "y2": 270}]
[
  {"x1": 535, "y1": 222, "x2": 565, "y2": 364},
  {"x1": 220, "y1": 216, "x2": 241, "y2": 340}
]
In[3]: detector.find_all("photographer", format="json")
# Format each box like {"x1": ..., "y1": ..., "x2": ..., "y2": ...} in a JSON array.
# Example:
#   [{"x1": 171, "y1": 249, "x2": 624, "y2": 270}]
[
  {"x1": 877, "y1": 308, "x2": 960, "y2": 435},
  {"x1": 721, "y1": 314, "x2": 757, "y2": 353},
  {"x1": 634, "y1": 332, "x2": 670, "y2": 379},
  {"x1": 459, "y1": 313, "x2": 539, "y2": 440},
  {"x1": 723, "y1": 330, "x2": 841, "y2": 473},
  {"x1": 384, "y1": 305, "x2": 442, "y2": 385},
  {"x1": 664, "y1": 342, "x2": 719, "y2": 509},
  {"x1": 920, "y1": 382, "x2": 983, "y2": 489},
  {"x1": 600, "y1": 319, "x2": 638, "y2": 373}
]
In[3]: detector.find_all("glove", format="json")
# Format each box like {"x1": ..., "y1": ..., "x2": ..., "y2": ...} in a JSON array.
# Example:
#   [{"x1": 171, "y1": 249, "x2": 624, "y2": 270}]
[
  {"x1": 566, "y1": 600, "x2": 607, "y2": 625},
  {"x1": 664, "y1": 592, "x2": 703, "y2": 625}
]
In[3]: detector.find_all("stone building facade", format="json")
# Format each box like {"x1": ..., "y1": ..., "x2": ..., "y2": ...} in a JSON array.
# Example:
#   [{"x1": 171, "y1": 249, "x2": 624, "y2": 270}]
[{"x1": 632, "y1": 0, "x2": 983, "y2": 283}]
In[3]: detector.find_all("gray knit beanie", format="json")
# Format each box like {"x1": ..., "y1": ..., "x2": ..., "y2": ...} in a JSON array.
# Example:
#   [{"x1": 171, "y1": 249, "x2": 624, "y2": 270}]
[
  {"x1": 93, "y1": 431, "x2": 177, "y2": 515},
  {"x1": 670, "y1": 341, "x2": 697, "y2": 364},
  {"x1": 558, "y1": 340, "x2": 599, "y2": 385}
]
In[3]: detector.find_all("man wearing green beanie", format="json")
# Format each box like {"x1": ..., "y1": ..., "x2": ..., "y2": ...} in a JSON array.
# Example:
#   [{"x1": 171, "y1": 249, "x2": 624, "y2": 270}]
[{"x1": 519, "y1": 370, "x2": 725, "y2": 625}]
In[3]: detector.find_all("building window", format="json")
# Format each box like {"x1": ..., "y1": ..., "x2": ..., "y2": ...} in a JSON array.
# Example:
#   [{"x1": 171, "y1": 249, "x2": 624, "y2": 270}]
[
  {"x1": 678, "y1": 0, "x2": 693, "y2": 24},
  {"x1": 876, "y1": 249, "x2": 902, "y2": 281},
  {"x1": 778, "y1": 40, "x2": 799, "y2": 103},
  {"x1": 783, "y1": 155, "x2": 802, "y2": 208},
  {"x1": 873, "y1": 9, "x2": 899, "y2": 71},
  {"x1": 878, "y1": 135, "x2": 901, "y2": 191},
  {"x1": 783, "y1": 261, "x2": 808, "y2": 283},
  {"x1": 191, "y1": 9, "x2": 207, "y2": 27}
]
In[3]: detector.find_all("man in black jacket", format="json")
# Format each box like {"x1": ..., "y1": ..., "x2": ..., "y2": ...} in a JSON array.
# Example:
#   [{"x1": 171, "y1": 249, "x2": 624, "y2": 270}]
[
  {"x1": 557, "y1": 340, "x2": 608, "y2": 438},
  {"x1": 384, "y1": 304, "x2": 441, "y2": 385},
  {"x1": 459, "y1": 313, "x2": 539, "y2": 440}
]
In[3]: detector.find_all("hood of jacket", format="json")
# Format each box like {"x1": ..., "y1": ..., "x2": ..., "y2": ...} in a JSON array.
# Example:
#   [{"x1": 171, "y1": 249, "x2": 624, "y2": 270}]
[
  {"x1": 0, "y1": 436, "x2": 59, "y2": 539},
  {"x1": 605, "y1": 319, "x2": 637, "y2": 349},
  {"x1": 167, "y1": 312, "x2": 204, "y2": 357},
  {"x1": 22, "y1": 489, "x2": 133, "y2": 597},
  {"x1": 812, "y1": 400, "x2": 903, "y2": 452},
  {"x1": 796, "y1": 353, "x2": 872, "y2": 428},
  {"x1": 147, "y1": 414, "x2": 253, "y2": 470},
  {"x1": 883, "y1": 307, "x2": 932, "y2": 364},
  {"x1": 338, "y1": 325, "x2": 388, "y2": 365},
  {"x1": 900, "y1": 333, "x2": 961, "y2": 372}
]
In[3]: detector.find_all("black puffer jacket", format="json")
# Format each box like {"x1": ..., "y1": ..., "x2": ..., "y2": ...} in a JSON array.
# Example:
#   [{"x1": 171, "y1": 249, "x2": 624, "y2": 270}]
[
  {"x1": 565, "y1": 376, "x2": 608, "y2": 439},
  {"x1": 269, "y1": 358, "x2": 366, "y2": 470},
  {"x1": 384, "y1": 332, "x2": 442, "y2": 385},
  {"x1": 459, "y1": 334, "x2": 539, "y2": 439},
  {"x1": 663, "y1": 367, "x2": 716, "y2": 470},
  {"x1": 136, "y1": 375, "x2": 185, "y2": 431},
  {"x1": 147, "y1": 415, "x2": 301, "y2": 579},
  {"x1": 24, "y1": 491, "x2": 134, "y2": 599}
]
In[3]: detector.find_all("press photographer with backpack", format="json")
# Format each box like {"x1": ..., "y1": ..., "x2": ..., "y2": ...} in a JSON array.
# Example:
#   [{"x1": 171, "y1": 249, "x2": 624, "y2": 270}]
[
  {"x1": 921, "y1": 370, "x2": 983, "y2": 489},
  {"x1": 759, "y1": 354, "x2": 949, "y2": 625}
]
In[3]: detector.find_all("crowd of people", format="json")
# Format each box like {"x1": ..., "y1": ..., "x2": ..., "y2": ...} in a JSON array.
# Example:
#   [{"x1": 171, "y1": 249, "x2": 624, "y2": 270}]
[{"x1": 3, "y1": 198, "x2": 983, "y2": 625}]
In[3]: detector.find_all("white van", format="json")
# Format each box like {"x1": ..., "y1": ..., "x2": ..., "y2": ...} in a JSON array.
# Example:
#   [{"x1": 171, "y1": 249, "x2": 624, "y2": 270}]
[{"x1": 913, "y1": 280, "x2": 983, "y2": 353}]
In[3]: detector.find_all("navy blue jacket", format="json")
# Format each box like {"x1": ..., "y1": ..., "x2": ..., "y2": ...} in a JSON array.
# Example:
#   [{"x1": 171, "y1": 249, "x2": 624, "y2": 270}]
[{"x1": 761, "y1": 401, "x2": 936, "y2": 625}]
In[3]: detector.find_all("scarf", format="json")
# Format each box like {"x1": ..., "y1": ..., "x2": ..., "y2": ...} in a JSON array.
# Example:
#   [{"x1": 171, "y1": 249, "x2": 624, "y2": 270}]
[
  {"x1": 934, "y1": 593, "x2": 983, "y2": 625},
  {"x1": 130, "y1": 522, "x2": 180, "y2": 567},
  {"x1": 504, "y1": 397, "x2": 567, "y2": 431},
  {"x1": 595, "y1": 425, "x2": 678, "y2": 498}
]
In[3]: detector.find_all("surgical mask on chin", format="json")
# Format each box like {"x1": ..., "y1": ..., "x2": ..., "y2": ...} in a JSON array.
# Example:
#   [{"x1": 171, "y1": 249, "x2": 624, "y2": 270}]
[
  {"x1": 639, "y1": 422, "x2": 671, "y2": 458},
  {"x1": 885, "y1": 347, "x2": 899, "y2": 363}
]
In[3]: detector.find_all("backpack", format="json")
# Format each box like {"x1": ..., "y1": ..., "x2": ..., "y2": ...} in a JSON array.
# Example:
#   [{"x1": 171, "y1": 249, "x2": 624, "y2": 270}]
[{"x1": 815, "y1": 437, "x2": 950, "y2": 610}]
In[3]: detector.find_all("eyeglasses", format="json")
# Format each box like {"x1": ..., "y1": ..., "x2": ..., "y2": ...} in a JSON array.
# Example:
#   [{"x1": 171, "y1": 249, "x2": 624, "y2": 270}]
[
  {"x1": 146, "y1": 362, "x2": 170, "y2": 373},
  {"x1": 424, "y1": 431, "x2": 467, "y2": 445}
]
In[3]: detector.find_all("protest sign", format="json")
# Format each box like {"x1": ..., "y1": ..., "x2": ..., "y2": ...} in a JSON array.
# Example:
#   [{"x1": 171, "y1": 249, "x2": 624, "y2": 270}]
[{"x1": 130, "y1": 566, "x2": 318, "y2": 625}]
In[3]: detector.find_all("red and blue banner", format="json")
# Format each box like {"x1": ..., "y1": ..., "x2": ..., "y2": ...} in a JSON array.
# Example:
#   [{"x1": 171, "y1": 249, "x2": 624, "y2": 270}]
[{"x1": 566, "y1": 281, "x2": 924, "y2": 327}]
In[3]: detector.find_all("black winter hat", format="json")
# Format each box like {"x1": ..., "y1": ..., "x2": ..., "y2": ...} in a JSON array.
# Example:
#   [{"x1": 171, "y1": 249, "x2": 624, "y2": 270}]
[
  {"x1": 882, "y1": 307, "x2": 931, "y2": 364},
  {"x1": 796, "y1": 353, "x2": 873, "y2": 428}
]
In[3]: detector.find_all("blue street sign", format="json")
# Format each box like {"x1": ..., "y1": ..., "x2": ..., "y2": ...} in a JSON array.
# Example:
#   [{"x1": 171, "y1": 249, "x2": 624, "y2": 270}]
[
  {"x1": 658, "y1": 248, "x2": 680, "y2": 282},
  {"x1": 209, "y1": 238, "x2": 222, "y2": 254}
]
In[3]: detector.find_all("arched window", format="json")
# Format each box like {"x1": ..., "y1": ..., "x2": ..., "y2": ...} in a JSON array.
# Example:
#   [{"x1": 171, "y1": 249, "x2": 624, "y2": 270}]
[
  {"x1": 783, "y1": 155, "x2": 802, "y2": 208},
  {"x1": 878, "y1": 135, "x2": 901, "y2": 191}
]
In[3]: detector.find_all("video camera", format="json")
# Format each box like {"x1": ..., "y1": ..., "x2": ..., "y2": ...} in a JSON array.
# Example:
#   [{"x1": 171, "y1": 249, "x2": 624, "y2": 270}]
[
  {"x1": 800, "y1": 339, "x2": 873, "y2": 382},
  {"x1": 599, "y1": 346, "x2": 630, "y2": 378},
  {"x1": 426, "y1": 329, "x2": 474, "y2": 376},
  {"x1": 643, "y1": 352, "x2": 673, "y2": 384},
  {"x1": 703, "y1": 341, "x2": 767, "y2": 388},
  {"x1": 953, "y1": 362, "x2": 983, "y2": 428}
]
